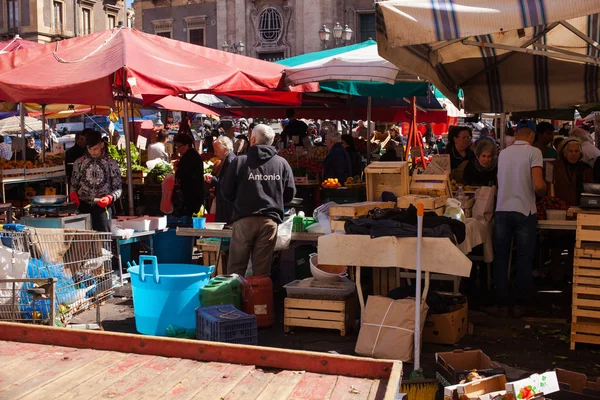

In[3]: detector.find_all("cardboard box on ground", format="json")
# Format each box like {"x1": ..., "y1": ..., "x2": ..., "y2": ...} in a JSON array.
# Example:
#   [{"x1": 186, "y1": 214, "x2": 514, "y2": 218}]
[
  {"x1": 423, "y1": 293, "x2": 468, "y2": 345},
  {"x1": 436, "y1": 349, "x2": 505, "y2": 386}
]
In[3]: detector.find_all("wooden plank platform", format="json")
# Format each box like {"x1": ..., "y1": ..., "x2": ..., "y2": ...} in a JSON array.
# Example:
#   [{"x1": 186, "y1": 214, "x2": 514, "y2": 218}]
[{"x1": 0, "y1": 322, "x2": 402, "y2": 400}]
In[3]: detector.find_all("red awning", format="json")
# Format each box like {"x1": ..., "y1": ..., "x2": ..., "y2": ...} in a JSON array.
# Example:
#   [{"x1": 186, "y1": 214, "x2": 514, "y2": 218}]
[
  {"x1": 0, "y1": 37, "x2": 43, "y2": 53},
  {"x1": 0, "y1": 28, "x2": 313, "y2": 106}
]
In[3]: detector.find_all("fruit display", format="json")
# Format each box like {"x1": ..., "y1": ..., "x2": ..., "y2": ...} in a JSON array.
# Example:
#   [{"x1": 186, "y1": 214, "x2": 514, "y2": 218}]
[
  {"x1": 450, "y1": 180, "x2": 475, "y2": 192},
  {"x1": 203, "y1": 157, "x2": 218, "y2": 175},
  {"x1": 322, "y1": 178, "x2": 341, "y2": 188},
  {"x1": 279, "y1": 146, "x2": 298, "y2": 168},
  {"x1": 345, "y1": 176, "x2": 364, "y2": 188},
  {"x1": 536, "y1": 196, "x2": 569, "y2": 220},
  {"x1": 297, "y1": 156, "x2": 322, "y2": 175},
  {"x1": 311, "y1": 146, "x2": 328, "y2": 161}
]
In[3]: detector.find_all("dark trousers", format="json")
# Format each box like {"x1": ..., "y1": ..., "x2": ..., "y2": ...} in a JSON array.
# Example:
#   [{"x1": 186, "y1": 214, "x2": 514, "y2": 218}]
[
  {"x1": 79, "y1": 202, "x2": 112, "y2": 232},
  {"x1": 227, "y1": 216, "x2": 278, "y2": 277},
  {"x1": 493, "y1": 211, "x2": 538, "y2": 306}
]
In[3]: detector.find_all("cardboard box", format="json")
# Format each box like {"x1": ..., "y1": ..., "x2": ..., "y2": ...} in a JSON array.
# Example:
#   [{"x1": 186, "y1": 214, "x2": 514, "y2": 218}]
[
  {"x1": 506, "y1": 371, "x2": 560, "y2": 399},
  {"x1": 550, "y1": 369, "x2": 600, "y2": 399},
  {"x1": 424, "y1": 298, "x2": 468, "y2": 345},
  {"x1": 436, "y1": 349, "x2": 505, "y2": 386},
  {"x1": 444, "y1": 375, "x2": 507, "y2": 400}
]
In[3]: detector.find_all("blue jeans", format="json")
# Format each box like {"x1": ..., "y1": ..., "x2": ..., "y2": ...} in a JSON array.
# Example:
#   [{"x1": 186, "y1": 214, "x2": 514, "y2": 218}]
[{"x1": 493, "y1": 211, "x2": 538, "y2": 306}]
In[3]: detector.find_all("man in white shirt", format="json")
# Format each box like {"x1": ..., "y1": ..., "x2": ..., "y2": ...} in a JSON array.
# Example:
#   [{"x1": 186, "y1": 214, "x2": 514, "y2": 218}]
[
  {"x1": 147, "y1": 130, "x2": 170, "y2": 161},
  {"x1": 491, "y1": 120, "x2": 547, "y2": 318}
]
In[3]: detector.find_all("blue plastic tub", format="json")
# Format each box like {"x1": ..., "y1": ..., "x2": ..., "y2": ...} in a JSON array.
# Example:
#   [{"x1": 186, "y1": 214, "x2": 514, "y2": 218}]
[
  {"x1": 153, "y1": 229, "x2": 194, "y2": 264},
  {"x1": 128, "y1": 256, "x2": 214, "y2": 336}
]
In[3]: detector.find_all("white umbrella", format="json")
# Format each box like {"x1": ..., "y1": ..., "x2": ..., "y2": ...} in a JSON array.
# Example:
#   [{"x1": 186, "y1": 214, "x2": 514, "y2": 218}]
[
  {"x1": 0, "y1": 115, "x2": 45, "y2": 133},
  {"x1": 375, "y1": 0, "x2": 600, "y2": 112}
]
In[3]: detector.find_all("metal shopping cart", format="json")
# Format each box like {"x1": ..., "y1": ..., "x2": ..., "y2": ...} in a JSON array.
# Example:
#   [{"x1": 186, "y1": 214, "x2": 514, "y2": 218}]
[{"x1": 0, "y1": 228, "x2": 113, "y2": 326}]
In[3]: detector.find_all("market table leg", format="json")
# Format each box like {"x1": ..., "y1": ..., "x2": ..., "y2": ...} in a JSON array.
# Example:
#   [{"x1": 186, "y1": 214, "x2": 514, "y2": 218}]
[
  {"x1": 356, "y1": 266, "x2": 365, "y2": 312},
  {"x1": 115, "y1": 239, "x2": 124, "y2": 286}
]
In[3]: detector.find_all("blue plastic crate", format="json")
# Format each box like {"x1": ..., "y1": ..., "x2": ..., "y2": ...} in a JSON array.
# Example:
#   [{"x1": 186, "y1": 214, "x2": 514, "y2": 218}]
[{"x1": 196, "y1": 305, "x2": 258, "y2": 345}]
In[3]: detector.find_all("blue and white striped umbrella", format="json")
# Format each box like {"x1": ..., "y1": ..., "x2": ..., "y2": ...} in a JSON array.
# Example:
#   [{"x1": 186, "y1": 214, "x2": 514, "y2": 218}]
[{"x1": 375, "y1": 0, "x2": 600, "y2": 113}]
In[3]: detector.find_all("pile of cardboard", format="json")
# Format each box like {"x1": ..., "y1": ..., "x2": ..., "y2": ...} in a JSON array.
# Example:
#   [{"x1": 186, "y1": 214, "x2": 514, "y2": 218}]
[{"x1": 438, "y1": 350, "x2": 600, "y2": 400}]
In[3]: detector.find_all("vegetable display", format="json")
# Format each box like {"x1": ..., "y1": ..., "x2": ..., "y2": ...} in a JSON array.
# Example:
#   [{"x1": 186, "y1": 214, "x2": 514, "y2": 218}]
[
  {"x1": 108, "y1": 143, "x2": 147, "y2": 177},
  {"x1": 536, "y1": 196, "x2": 569, "y2": 220},
  {"x1": 146, "y1": 162, "x2": 174, "y2": 184}
]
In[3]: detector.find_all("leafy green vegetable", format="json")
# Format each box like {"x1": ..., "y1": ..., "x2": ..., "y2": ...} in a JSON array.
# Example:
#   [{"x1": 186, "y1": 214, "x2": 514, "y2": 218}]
[
  {"x1": 108, "y1": 143, "x2": 146, "y2": 177},
  {"x1": 146, "y1": 162, "x2": 174, "y2": 184}
]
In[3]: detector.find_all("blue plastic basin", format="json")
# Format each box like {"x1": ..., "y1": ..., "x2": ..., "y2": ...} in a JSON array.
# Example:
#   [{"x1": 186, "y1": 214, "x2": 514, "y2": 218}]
[{"x1": 128, "y1": 256, "x2": 214, "y2": 336}]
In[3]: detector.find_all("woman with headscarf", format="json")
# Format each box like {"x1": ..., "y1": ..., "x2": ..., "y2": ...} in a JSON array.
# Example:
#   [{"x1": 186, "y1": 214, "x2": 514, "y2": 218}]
[
  {"x1": 553, "y1": 137, "x2": 593, "y2": 207},
  {"x1": 445, "y1": 126, "x2": 474, "y2": 170},
  {"x1": 451, "y1": 138, "x2": 498, "y2": 186},
  {"x1": 569, "y1": 127, "x2": 600, "y2": 167}
]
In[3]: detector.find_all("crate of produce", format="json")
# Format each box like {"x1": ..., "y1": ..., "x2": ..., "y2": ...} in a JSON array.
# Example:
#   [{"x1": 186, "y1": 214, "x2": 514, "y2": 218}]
[
  {"x1": 410, "y1": 173, "x2": 452, "y2": 197},
  {"x1": 196, "y1": 304, "x2": 257, "y2": 345},
  {"x1": 329, "y1": 201, "x2": 395, "y2": 232},
  {"x1": 397, "y1": 195, "x2": 447, "y2": 216},
  {"x1": 284, "y1": 298, "x2": 355, "y2": 336},
  {"x1": 571, "y1": 212, "x2": 600, "y2": 350},
  {"x1": 364, "y1": 161, "x2": 409, "y2": 201}
]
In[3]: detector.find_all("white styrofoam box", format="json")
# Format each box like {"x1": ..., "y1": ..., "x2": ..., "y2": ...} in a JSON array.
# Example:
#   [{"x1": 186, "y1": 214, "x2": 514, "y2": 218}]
[
  {"x1": 505, "y1": 371, "x2": 560, "y2": 398},
  {"x1": 147, "y1": 216, "x2": 167, "y2": 230},
  {"x1": 119, "y1": 218, "x2": 151, "y2": 232}
]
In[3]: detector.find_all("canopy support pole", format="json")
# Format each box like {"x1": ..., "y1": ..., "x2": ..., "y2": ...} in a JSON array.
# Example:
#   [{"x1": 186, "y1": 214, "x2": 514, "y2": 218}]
[
  {"x1": 41, "y1": 104, "x2": 46, "y2": 164},
  {"x1": 122, "y1": 71, "x2": 135, "y2": 216},
  {"x1": 20, "y1": 103, "x2": 25, "y2": 161},
  {"x1": 462, "y1": 39, "x2": 600, "y2": 65},
  {"x1": 366, "y1": 96, "x2": 372, "y2": 165},
  {"x1": 560, "y1": 20, "x2": 600, "y2": 52},
  {"x1": 499, "y1": 113, "x2": 507, "y2": 151}
]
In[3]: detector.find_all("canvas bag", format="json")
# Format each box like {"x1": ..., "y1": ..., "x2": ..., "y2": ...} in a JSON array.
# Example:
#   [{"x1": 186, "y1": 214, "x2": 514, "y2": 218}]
[
  {"x1": 472, "y1": 186, "x2": 496, "y2": 222},
  {"x1": 355, "y1": 295, "x2": 428, "y2": 362}
]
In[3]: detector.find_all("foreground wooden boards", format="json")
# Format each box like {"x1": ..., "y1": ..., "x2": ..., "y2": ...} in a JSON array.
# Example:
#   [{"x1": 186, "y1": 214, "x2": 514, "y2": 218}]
[{"x1": 0, "y1": 322, "x2": 402, "y2": 400}]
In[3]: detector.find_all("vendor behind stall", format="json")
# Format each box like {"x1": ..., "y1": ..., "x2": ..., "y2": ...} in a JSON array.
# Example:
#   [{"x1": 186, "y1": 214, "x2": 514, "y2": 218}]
[
  {"x1": 173, "y1": 133, "x2": 204, "y2": 217},
  {"x1": 322, "y1": 130, "x2": 351, "y2": 183},
  {"x1": 553, "y1": 137, "x2": 593, "y2": 207},
  {"x1": 452, "y1": 138, "x2": 498, "y2": 186},
  {"x1": 445, "y1": 126, "x2": 474, "y2": 170},
  {"x1": 535, "y1": 122, "x2": 558, "y2": 159},
  {"x1": 70, "y1": 130, "x2": 122, "y2": 232},
  {"x1": 205, "y1": 136, "x2": 236, "y2": 224}
]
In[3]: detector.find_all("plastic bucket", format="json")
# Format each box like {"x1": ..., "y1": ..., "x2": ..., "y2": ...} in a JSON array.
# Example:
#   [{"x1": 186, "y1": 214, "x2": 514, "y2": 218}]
[
  {"x1": 153, "y1": 229, "x2": 193, "y2": 264},
  {"x1": 128, "y1": 256, "x2": 214, "y2": 336}
]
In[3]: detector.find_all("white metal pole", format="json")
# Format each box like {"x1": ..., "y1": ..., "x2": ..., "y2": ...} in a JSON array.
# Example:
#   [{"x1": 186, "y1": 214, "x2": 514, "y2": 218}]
[
  {"x1": 20, "y1": 103, "x2": 25, "y2": 161},
  {"x1": 122, "y1": 71, "x2": 135, "y2": 216},
  {"x1": 414, "y1": 206, "x2": 423, "y2": 371}
]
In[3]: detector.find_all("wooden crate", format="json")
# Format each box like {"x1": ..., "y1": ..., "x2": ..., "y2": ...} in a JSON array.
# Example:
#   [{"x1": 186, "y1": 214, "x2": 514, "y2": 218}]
[
  {"x1": 198, "y1": 239, "x2": 225, "y2": 277},
  {"x1": 397, "y1": 194, "x2": 446, "y2": 216},
  {"x1": 364, "y1": 161, "x2": 409, "y2": 201},
  {"x1": 571, "y1": 213, "x2": 600, "y2": 349},
  {"x1": 329, "y1": 201, "x2": 395, "y2": 232},
  {"x1": 372, "y1": 268, "x2": 402, "y2": 296},
  {"x1": 410, "y1": 173, "x2": 452, "y2": 197},
  {"x1": 284, "y1": 297, "x2": 355, "y2": 336}
]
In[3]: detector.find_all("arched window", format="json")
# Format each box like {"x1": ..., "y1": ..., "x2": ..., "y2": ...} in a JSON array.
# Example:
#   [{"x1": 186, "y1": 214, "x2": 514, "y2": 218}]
[{"x1": 258, "y1": 7, "x2": 283, "y2": 44}]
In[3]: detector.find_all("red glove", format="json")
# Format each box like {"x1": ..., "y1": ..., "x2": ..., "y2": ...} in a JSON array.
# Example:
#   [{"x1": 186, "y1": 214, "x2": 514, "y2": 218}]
[
  {"x1": 69, "y1": 192, "x2": 80, "y2": 207},
  {"x1": 96, "y1": 195, "x2": 113, "y2": 208}
]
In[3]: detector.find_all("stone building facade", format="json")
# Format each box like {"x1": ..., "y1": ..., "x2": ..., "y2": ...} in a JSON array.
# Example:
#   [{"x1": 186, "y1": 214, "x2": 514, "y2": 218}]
[
  {"x1": 0, "y1": 0, "x2": 128, "y2": 43},
  {"x1": 132, "y1": 0, "x2": 377, "y2": 59}
]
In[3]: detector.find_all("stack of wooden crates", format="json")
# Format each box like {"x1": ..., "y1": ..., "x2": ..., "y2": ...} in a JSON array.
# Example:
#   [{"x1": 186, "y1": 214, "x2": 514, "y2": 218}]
[
  {"x1": 363, "y1": 161, "x2": 410, "y2": 296},
  {"x1": 572, "y1": 212, "x2": 600, "y2": 349}
]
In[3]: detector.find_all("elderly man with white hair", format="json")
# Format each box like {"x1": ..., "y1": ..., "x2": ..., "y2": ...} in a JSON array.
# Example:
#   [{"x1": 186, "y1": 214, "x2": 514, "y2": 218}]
[
  {"x1": 322, "y1": 130, "x2": 352, "y2": 183},
  {"x1": 205, "y1": 135, "x2": 236, "y2": 224},
  {"x1": 221, "y1": 124, "x2": 296, "y2": 277},
  {"x1": 569, "y1": 127, "x2": 600, "y2": 167}
]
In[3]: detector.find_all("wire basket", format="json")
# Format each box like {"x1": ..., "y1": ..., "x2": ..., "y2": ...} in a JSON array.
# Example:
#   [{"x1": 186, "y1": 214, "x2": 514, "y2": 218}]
[
  {"x1": 0, "y1": 229, "x2": 113, "y2": 326},
  {"x1": 196, "y1": 305, "x2": 257, "y2": 345},
  {"x1": 0, "y1": 278, "x2": 57, "y2": 325}
]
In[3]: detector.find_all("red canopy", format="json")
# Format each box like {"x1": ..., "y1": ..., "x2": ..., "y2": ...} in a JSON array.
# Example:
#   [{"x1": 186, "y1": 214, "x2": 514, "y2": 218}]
[
  {"x1": 0, "y1": 28, "x2": 313, "y2": 106},
  {"x1": 0, "y1": 37, "x2": 43, "y2": 53}
]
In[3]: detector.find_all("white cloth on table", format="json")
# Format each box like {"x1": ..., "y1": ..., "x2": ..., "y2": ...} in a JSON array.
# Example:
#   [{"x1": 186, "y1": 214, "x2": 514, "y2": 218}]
[{"x1": 457, "y1": 218, "x2": 493, "y2": 263}]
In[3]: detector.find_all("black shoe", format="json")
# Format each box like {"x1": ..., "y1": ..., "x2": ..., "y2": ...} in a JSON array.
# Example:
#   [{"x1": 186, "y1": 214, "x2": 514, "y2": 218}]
[{"x1": 485, "y1": 305, "x2": 509, "y2": 317}]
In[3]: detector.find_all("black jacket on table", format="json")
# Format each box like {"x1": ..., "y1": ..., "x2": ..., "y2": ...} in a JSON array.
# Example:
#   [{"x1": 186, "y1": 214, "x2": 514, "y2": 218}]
[
  {"x1": 210, "y1": 151, "x2": 236, "y2": 224},
  {"x1": 175, "y1": 148, "x2": 204, "y2": 217},
  {"x1": 221, "y1": 145, "x2": 296, "y2": 224}
]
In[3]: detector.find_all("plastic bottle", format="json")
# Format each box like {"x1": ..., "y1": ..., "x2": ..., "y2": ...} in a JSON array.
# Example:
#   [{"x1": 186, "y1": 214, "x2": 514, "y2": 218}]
[{"x1": 455, "y1": 186, "x2": 467, "y2": 209}]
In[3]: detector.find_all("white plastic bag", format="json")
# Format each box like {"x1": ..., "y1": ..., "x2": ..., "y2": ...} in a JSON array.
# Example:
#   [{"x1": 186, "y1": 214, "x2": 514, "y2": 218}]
[
  {"x1": 0, "y1": 244, "x2": 30, "y2": 307},
  {"x1": 313, "y1": 202, "x2": 338, "y2": 233},
  {"x1": 274, "y1": 212, "x2": 295, "y2": 251}
]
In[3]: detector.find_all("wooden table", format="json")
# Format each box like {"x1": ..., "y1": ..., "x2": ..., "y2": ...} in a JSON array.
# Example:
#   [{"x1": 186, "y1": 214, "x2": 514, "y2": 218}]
[
  {"x1": 317, "y1": 234, "x2": 472, "y2": 311},
  {"x1": 177, "y1": 227, "x2": 323, "y2": 242},
  {"x1": 537, "y1": 220, "x2": 576, "y2": 231}
]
